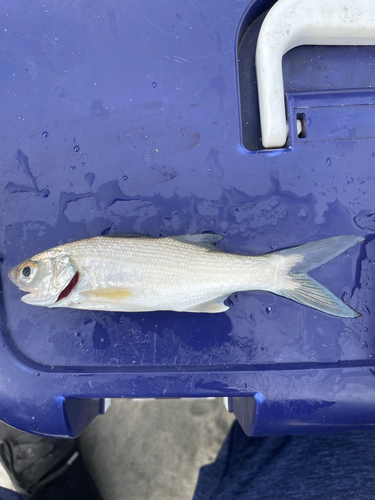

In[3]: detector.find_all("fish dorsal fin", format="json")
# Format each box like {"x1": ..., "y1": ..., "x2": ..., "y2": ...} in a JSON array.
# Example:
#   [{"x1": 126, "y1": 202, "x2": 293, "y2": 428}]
[
  {"x1": 101, "y1": 233, "x2": 224, "y2": 250},
  {"x1": 101, "y1": 233, "x2": 153, "y2": 239},
  {"x1": 171, "y1": 234, "x2": 224, "y2": 250},
  {"x1": 186, "y1": 295, "x2": 229, "y2": 313}
]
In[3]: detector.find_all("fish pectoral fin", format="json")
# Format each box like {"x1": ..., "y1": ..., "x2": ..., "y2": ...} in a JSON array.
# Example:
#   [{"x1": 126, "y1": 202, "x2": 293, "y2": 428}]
[
  {"x1": 186, "y1": 296, "x2": 229, "y2": 313},
  {"x1": 81, "y1": 288, "x2": 133, "y2": 303}
]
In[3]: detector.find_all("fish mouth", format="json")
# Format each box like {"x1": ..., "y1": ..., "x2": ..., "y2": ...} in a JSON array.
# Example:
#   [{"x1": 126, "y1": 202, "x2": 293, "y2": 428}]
[
  {"x1": 20, "y1": 271, "x2": 80, "y2": 306},
  {"x1": 56, "y1": 271, "x2": 80, "y2": 303},
  {"x1": 8, "y1": 266, "x2": 24, "y2": 289}
]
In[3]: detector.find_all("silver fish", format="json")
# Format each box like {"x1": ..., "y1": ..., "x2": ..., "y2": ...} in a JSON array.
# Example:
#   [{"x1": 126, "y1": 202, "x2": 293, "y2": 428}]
[{"x1": 8, "y1": 234, "x2": 364, "y2": 317}]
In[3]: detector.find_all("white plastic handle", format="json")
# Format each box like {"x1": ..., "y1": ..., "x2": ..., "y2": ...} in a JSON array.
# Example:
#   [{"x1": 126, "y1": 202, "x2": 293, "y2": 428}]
[{"x1": 256, "y1": 0, "x2": 375, "y2": 149}]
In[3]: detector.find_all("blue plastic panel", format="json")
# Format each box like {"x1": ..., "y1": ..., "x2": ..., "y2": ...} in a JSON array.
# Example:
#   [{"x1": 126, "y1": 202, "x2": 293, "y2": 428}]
[{"x1": 0, "y1": 0, "x2": 374, "y2": 436}]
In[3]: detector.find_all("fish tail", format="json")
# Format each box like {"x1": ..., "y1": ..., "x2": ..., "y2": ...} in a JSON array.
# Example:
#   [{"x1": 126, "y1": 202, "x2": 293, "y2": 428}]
[{"x1": 271, "y1": 235, "x2": 365, "y2": 318}]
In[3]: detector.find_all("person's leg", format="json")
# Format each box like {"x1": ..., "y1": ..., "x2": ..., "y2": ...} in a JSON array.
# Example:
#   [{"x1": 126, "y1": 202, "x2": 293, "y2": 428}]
[
  {"x1": 193, "y1": 420, "x2": 375, "y2": 500},
  {"x1": 0, "y1": 487, "x2": 28, "y2": 500},
  {"x1": 0, "y1": 423, "x2": 102, "y2": 500}
]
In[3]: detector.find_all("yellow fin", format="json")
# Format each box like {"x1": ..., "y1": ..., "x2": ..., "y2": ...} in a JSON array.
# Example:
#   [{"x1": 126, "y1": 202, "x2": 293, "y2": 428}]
[{"x1": 82, "y1": 288, "x2": 133, "y2": 302}]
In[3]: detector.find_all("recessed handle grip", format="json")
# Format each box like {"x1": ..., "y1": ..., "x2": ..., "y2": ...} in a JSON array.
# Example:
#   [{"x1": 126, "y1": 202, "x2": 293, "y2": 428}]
[{"x1": 256, "y1": 0, "x2": 375, "y2": 148}]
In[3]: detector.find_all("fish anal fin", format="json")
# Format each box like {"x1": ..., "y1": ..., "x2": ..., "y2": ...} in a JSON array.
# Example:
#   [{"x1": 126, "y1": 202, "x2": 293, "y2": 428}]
[{"x1": 186, "y1": 296, "x2": 229, "y2": 313}]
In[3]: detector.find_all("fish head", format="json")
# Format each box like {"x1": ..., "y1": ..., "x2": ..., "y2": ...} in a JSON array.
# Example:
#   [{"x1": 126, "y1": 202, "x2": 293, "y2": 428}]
[{"x1": 8, "y1": 251, "x2": 78, "y2": 306}]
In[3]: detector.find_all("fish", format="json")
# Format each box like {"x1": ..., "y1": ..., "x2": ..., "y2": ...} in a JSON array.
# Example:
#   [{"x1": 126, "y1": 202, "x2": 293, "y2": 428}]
[{"x1": 7, "y1": 233, "x2": 364, "y2": 318}]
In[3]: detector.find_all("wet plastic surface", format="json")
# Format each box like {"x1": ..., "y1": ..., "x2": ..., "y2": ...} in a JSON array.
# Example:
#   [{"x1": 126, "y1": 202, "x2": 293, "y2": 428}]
[{"x1": 0, "y1": 0, "x2": 374, "y2": 437}]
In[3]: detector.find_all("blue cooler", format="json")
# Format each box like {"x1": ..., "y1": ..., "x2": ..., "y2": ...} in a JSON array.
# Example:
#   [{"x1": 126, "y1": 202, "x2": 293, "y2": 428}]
[{"x1": 0, "y1": 0, "x2": 374, "y2": 437}]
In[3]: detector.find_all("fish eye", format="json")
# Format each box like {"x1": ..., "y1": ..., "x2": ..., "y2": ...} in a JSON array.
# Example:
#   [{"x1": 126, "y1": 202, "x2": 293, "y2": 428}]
[
  {"x1": 22, "y1": 266, "x2": 31, "y2": 278},
  {"x1": 19, "y1": 262, "x2": 37, "y2": 281}
]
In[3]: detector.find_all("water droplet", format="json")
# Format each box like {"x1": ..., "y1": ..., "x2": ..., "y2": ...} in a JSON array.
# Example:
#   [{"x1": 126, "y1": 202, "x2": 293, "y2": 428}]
[
  {"x1": 265, "y1": 306, "x2": 273, "y2": 315},
  {"x1": 70, "y1": 165, "x2": 76, "y2": 170},
  {"x1": 74, "y1": 145, "x2": 80, "y2": 152},
  {"x1": 122, "y1": 175, "x2": 128, "y2": 180},
  {"x1": 152, "y1": 82, "x2": 157, "y2": 88},
  {"x1": 296, "y1": 175, "x2": 300, "y2": 180},
  {"x1": 369, "y1": 353, "x2": 374, "y2": 358},
  {"x1": 372, "y1": 152, "x2": 375, "y2": 157},
  {"x1": 363, "y1": 341, "x2": 368, "y2": 348},
  {"x1": 347, "y1": 178, "x2": 353, "y2": 184},
  {"x1": 35, "y1": 372, "x2": 40, "y2": 377},
  {"x1": 81, "y1": 162, "x2": 85, "y2": 166},
  {"x1": 70, "y1": 182, "x2": 73, "y2": 187},
  {"x1": 100, "y1": 337, "x2": 104, "y2": 342},
  {"x1": 75, "y1": 332, "x2": 81, "y2": 337},
  {"x1": 176, "y1": 13, "x2": 181, "y2": 19},
  {"x1": 364, "y1": 327, "x2": 368, "y2": 332},
  {"x1": 307, "y1": 118, "x2": 312, "y2": 126},
  {"x1": 42, "y1": 131, "x2": 49, "y2": 137},
  {"x1": 270, "y1": 241, "x2": 279, "y2": 250},
  {"x1": 342, "y1": 291, "x2": 348, "y2": 300},
  {"x1": 326, "y1": 158, "x2": 331, "y2": 166},
  {"x1": 317, "y1": 65, "x2": 321, "y2": 70}
]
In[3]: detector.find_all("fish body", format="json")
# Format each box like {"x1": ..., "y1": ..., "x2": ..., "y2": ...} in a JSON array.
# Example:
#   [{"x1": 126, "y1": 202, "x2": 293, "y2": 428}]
[{"x1": 8, "y1": 234, "x2": 364, "y2": 318}]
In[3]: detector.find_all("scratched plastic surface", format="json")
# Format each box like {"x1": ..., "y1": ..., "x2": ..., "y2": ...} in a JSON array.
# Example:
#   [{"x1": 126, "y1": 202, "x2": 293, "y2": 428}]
[{"x1": 0, "y1": 0, "x2": 374, "y2": 437}]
